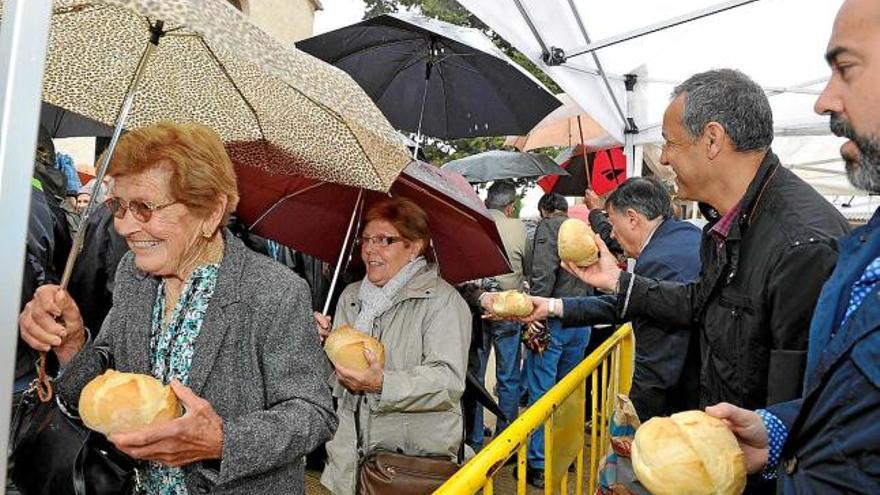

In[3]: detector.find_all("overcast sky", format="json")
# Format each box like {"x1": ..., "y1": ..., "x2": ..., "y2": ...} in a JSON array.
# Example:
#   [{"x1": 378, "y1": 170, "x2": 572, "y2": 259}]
[{"x1": 314, "y1": 0, "x2": 367, "y2": 35}]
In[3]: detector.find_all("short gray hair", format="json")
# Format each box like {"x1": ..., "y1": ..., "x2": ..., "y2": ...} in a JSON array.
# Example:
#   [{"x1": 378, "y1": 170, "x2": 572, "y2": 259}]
[
  {"x1": 606, "y1": 178, "x2": 673, "y2": 221},
  {"x1": 673, "y1": 69, "x2": 773, "y2": 152},
  {"x1": 485, "y1": 181, "x2": 518, "y2": 209}
]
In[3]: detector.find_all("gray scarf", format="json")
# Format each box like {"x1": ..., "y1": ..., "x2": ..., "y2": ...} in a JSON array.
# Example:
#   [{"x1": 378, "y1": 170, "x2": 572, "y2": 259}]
[{"x1": 355, "y1": 257, "x2": 427, "y2": 334}]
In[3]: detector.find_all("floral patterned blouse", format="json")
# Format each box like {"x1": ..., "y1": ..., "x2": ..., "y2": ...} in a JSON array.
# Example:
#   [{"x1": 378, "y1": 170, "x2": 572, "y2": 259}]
[{"x1": 142, "y1": 264, "x2": 219, "y2": 495}]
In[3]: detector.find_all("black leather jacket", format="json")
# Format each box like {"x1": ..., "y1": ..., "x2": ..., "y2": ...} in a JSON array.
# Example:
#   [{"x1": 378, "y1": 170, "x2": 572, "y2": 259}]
[{"x1": 616, "y1": 151, "x2": 850, "y2": 410}]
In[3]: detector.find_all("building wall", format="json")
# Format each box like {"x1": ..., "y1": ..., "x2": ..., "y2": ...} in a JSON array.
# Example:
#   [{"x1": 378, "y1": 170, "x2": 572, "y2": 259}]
[{"x1": 235, "y1": 0, "x2": 322, "y2": 46}]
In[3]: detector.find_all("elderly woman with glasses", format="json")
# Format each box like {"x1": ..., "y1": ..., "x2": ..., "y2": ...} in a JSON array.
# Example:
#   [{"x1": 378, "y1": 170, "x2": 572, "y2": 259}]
[
  {"x1": 318, "y1": 198, "x2": 471, "y2": 495},
  {"x1": 18, "y1": 121, "x2": 337, "y2": 495}
]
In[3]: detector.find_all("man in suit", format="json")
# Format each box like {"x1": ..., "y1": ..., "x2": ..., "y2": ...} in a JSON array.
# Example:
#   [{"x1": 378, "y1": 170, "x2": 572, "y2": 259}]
[
  {"x1": 706, "y1": 1, "x2": 880, "y2": 491},
  {"x1": 506, "y1": 178, "x2": 703, "y2": 421},
  {"x1": 593, "y1": 178, "x2": 702, "y2": 420}
]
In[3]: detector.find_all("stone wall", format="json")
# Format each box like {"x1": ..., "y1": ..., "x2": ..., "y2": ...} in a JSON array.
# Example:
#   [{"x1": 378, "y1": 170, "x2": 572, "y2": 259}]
[{"x1": 233, "y1": 0, "x2": 322, "y2": 46}]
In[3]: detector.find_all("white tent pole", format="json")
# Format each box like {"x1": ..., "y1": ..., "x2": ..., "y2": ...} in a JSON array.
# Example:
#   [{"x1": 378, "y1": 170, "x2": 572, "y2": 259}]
[
  {"x1": 560, "y1": 0, "x2": 762, "y2": 60},
  {"x1": 0, "y1": 0, "x2": 52, "y2": 486},
  {"x1": 624, "y1": 75, "x2": 643, "y2": 178},
  {"x1": 564, "y1": 0, "x2": 629, "y2": 130},
  {"x1": 511, "y1": 0, "x2": 551, "y2": 55}
]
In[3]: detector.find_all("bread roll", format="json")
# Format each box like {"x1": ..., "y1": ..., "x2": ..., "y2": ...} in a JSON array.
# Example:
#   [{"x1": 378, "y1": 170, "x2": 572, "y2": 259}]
[
  {"x1": 490, "y1": 290, "x2": 533, "y2": 317},
  {"x1": 324, "y1": 325, "x2": 385, "y2": 371},
  {"x1": 558, "y1": 218, "x2": 599, "y2": 267},
  {"x1": 632, "y1": 410, "x2": 746, "y2": 495},
  {"x1": 79, "y1": 370, "x2": 182, "y2": 436}
]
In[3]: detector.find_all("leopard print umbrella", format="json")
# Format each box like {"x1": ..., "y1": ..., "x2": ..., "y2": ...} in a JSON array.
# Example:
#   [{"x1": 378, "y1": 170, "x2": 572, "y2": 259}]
[{"x1": 20, "y1": 0, "x2": 410, "y2": 192}]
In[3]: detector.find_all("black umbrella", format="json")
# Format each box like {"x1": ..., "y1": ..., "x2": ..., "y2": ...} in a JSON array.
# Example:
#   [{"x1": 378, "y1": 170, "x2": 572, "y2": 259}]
[
  {"x1": 41, "y1": 102, "x2": 114, "y2": 138},
  {"x1": 547, "y1": 150, "x2": 591, "y2": 196},
  {"x1": 297, "y1": 13, "x2": 561, "y2": 140},
  {"x1": 442, "y1": 150, "x2": 569, "y2": 183},
  {"x1": 465, "y1": 370, "x2": 507, "y2": 421}
]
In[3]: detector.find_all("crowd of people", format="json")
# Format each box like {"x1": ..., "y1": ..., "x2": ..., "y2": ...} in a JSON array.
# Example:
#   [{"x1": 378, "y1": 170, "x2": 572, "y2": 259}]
[{"x1": 11, "y1": 0, "x2": 880, "y2": 493}]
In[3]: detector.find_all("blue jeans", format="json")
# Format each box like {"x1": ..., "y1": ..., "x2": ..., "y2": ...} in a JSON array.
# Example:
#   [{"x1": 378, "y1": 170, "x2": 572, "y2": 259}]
[
  {"x1": 470, "y1": 320, "x2": 522, "y2": 449},
  {"x1": 525, "y1": 319, "x2": 590, "y2": 468}
]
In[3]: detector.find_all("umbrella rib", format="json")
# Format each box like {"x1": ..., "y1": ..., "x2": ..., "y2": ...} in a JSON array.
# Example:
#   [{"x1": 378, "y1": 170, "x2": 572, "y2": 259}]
[
  {"x1": 397, "y1": 176, "x2": 480, "y2": 222},
  {"x1": 249, "y1": 182, "x2": 331, "y2": 230},
  {"x1": 435, "y1": 56, "x2": 485, "y2": 76},
  {"x1": 197, "y1": 38, "x2": 267, "y2": 140},
  {"x1": 373, "y1": 45, "x2": 433, "y2": 104},
  {"x1": 434, "y1": 62, "x2": 452, "y2": 137},
  {"x1": 332, "y1": 37, "x2": 425, "y2": 66}
]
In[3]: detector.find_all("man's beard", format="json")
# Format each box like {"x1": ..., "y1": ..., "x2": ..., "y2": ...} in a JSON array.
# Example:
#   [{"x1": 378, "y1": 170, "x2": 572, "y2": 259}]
[{"x1": 830, "y1": 113, "x2": 880, "y2": 193}]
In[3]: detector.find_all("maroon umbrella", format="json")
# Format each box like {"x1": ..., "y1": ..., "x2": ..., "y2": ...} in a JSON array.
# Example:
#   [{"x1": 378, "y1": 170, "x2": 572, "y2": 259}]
[{"x1": 235, "y1": 160, "x2": 511, "y2": 293}]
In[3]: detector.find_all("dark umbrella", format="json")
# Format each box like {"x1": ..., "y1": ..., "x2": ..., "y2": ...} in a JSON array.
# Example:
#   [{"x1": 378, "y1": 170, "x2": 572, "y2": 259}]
[
  {"x1": 538, "y1": 146, "x2": 627, "y2": 196},
  {"x1": 466, "y1": 371, "x2": 506, "y2": 422},
  {"x1": 442, "y1": 150, "x2": 569, "y2": 183},
  {"x1": 40, "y1": 102, "x2": 113, "y2": 138},
  {"x1": 297, "y1": 13, "x2": 561, "y2": 140}
]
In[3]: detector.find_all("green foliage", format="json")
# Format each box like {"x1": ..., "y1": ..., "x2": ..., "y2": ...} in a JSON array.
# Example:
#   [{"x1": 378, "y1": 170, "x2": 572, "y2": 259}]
[{"x1": 363, "y1": 0, "x2": 561, "y2": 164}]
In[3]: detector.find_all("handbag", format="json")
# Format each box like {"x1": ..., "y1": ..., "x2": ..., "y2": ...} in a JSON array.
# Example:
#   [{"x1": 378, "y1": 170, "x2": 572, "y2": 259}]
[
  {"x1": 354, "y1": 397, "x2": 464, "y2": 495},
  {"x1": 8, "y1": 347, "x2": 139, "y2": 495}
]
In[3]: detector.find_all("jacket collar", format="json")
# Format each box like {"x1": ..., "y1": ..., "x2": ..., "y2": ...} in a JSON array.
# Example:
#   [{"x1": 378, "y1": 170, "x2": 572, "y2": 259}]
[
  {"x1": 698, "y1": 150, "x2": 781, "y2": 241},
  {"x1": 188, "y1": 229, "x2": 246, "y2": 393},
  {"x1": 127, "y1": 229, "x2": 245, "y2": 393},
  {"x1": 396, "y1": 264, "x2": 441, "y2": 302}
]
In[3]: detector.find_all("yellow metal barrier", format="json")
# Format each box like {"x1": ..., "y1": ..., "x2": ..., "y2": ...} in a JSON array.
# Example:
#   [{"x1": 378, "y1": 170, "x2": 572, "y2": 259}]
[{"x1": 435, "y1": 323, "x2": 635, "y2": 495}]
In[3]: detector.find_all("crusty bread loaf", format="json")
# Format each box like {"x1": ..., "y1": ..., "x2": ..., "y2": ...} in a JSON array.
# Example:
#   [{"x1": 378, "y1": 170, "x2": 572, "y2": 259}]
[
  {"x1": 324, "y1": 325, "x2": 385, "y2": 371},
  {"x1": 490, "y1": 290, "x2": 533, "y2": 317},
  {"x1": 79, "y1": 369, "x2": 182, "y2": 436},
  {"x1": 632, "y1": 410, "x2": 746, "y2": 495},
  {"x1": 558, "y1": 218, "x2": 599, "y2": 267}
]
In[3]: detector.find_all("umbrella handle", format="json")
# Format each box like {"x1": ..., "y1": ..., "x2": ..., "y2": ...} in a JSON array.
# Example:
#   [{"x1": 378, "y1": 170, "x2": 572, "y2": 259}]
[{"x1": 322, "y1": 189, "x2": 364, "y2": 315}]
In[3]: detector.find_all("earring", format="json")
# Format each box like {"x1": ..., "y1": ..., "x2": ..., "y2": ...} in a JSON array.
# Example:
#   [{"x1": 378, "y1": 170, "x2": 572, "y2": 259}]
[{"x1": 202, "y1": 228, "x2": 212, "y2": 238}]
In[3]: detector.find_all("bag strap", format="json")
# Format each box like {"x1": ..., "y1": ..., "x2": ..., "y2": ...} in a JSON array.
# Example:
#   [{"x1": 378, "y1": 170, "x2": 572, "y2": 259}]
[{"x1": 73, "y1": 438, "x2": 90, "y2": 495}]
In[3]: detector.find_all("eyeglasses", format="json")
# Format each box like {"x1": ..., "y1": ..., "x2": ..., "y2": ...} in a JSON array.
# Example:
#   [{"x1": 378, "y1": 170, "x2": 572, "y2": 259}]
[
  {"x1": 355, "y1": 235, "x2": 404, "y2": 248},
  {"x1": 105, "y1": 197, "x2": 177, "y2": 223}
]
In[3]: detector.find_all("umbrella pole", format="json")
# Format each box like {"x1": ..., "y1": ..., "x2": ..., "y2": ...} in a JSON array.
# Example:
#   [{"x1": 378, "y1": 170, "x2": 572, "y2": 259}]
[
  {"x1": 411, "y1": 64, "x2": 432, "y2": 160},
  {"x1": 58, "y1": 20, "x2": 166, "y2": 290},
  {"x1": 33, "y1": 21, "x2": 166, "y2": 403},
  {"x1": 321, "y1": 189, "x2": 364, "y2": 315},
  {"x1": 577, "y1": 115, "x2": 591, "y2": 190}
]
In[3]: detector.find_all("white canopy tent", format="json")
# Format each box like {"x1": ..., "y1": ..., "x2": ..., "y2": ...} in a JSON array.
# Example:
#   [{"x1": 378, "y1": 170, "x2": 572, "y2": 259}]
[{"x1": 457, "y1": 0, "x2": 864, "y2": 198}]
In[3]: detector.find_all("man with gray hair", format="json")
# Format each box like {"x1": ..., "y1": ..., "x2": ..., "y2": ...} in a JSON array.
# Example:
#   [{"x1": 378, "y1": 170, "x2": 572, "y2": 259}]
[
  {"x1": 468, "y1": 180, "x2": 528, "y2": 450},
  {"x1": 597, "y1": 178, "x2": 703, "y2": 420},
  {"x1": 560, "y1": 69, "x2": 849, "y2": 492}
]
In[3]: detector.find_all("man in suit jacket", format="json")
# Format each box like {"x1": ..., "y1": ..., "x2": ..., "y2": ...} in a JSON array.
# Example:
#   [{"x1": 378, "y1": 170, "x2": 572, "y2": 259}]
[
  {"x1": 596, "y1": 178, "x2": 701, "y2": 420},
  {"x1": 513, "y1": 178, "x2": 703, "y2": 421},
  {"x1": 707, "y1": 1, "x2": 880, "y2": 492}
]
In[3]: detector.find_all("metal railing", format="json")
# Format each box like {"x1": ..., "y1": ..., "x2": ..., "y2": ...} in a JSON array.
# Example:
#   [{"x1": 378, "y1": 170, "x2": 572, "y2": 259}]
[{"x1": 435, "y1": 323, "x2": 635, "y2": 495}]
